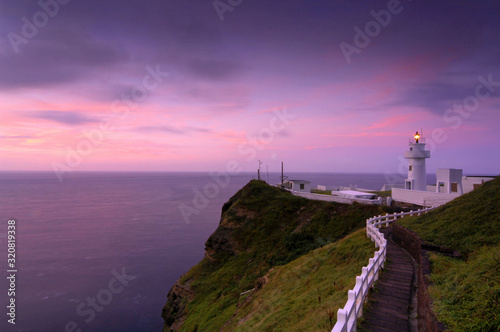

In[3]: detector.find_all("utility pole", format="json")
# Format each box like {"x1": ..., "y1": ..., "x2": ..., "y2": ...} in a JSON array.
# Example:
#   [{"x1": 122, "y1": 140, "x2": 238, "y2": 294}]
[{"x1": 281, "y1": 162, "x2": 284, "y2": 185}]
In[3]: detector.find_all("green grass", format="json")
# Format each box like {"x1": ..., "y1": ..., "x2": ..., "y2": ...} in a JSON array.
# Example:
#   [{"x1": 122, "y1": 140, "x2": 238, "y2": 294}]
[
  {"x1": 398, "y1": 176, "x2": 500, "y2": 330},
  {"x1": 223, "y1": 229, "x2": 375, "y2": 331},
  {"x1": 428, "y1": 244, "x2": 500, "y2": 331},
  {"x1": 398, "y1": 176, "x2": 500, "y2": 257},
  {"x1": 163, "y1": 180, "x2": 386, "y2": 331}
]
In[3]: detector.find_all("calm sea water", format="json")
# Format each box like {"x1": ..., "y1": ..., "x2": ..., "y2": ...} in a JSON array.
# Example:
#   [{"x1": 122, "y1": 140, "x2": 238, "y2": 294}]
[{"x1": 0, "y1": 171, "x2": 408, "y2": 331}]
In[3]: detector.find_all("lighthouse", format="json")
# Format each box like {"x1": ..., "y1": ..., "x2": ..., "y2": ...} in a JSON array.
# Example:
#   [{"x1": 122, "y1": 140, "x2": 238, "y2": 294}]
[{"x1": 404, "y1": 131, "x2": 430, "y2": 191}]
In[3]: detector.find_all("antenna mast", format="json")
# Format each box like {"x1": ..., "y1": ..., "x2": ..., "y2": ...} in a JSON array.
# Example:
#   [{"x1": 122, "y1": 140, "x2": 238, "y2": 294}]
[{"x1": 281, "y1": 161, "x2": 288, "y2": 187}]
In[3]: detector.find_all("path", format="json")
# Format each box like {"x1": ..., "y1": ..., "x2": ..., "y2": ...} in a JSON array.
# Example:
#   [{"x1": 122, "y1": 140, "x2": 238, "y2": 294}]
[{"x1": 360, "y1": 227, "x2": 415, "y2": 332}]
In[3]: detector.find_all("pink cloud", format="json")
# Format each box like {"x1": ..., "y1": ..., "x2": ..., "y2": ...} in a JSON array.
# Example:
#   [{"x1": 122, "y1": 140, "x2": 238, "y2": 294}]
[{"x1": 363, "y1": 111, "x2": 431, "y2": 130}]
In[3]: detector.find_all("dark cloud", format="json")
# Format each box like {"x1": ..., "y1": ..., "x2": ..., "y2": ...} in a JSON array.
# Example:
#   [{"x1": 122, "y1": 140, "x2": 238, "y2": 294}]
[
  {"x1": 1, "y1": 0, "x2": 499, "y2": 100},
  {"x1": 187, "y1": 58, "x2": 247, "y2": 81},
  {"x1": 393, "y1": 81, "x2": 475, "y2": 114},
  {"x1": 23, "y1": 111, "x2": 98, "y2": 125},
  {"x1": 0, "y1": 26, "x2": 127, "y2": 89},
  {"x1": 0, "y1": 0, "x2": 227, "y2": 92},
  {"x1": 391, "y1": 67, "x2": 500, "y2": 115}
]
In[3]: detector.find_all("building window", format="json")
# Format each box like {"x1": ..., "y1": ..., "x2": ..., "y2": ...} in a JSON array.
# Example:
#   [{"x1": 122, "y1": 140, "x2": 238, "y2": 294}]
[
  {"x1": 451, "y1": 183, "x2": 458, "y2": 192},
  {"x1": 409, "y1": 165, "x2": 412, "y2": 171},
  {"x1": 300, "y1": 184, "x2": 305, "y2": 190},
  {"x1": 410, "y1": 147, "x2": 413, "y2": 151},
  {"x1": 473, "y1": 184, "x2": 482, "y2": 190}
]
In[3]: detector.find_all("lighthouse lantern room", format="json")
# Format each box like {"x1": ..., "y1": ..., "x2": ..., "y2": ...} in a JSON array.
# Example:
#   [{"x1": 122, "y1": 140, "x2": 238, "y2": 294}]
[{"x1": 404, "y1": 131, "x2": 430, "y2": 191}]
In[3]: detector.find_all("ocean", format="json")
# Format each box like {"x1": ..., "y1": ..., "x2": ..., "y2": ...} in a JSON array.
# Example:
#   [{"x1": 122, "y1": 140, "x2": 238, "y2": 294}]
[{"x1": 0, "y1": 171, "x2": 410, "y2": 331}]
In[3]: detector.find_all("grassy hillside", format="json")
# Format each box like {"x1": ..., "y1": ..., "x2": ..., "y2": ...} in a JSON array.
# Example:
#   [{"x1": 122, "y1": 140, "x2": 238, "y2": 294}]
[
  {"x1": 163, "y1": 180, "x2": 387, "y2": 331},
  {"x1": 398, "y1": 176, "x2": 500, "y2": 331},
  {"x1": 223, "y1": 229, "x2": 374, "y2": 331}
]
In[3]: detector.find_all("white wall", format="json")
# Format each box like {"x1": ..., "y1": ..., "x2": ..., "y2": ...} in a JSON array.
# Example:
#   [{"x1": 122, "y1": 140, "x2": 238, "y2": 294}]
[
  {"x1": 292, "y1": 191, "x2": 381, "y2": 205},
  {"x1": 392, "y1": 188, "x2": 460, "y2": 207},
  {"x1": 462, "y1": 176, "x2": 495, "y2": 194},
  {"x1": 381, "y1": 184, "x2": 404, "y2": 191},
  {"x1": 285, "y1": 180, "x2": 311, "y2": 192},
  {"x1": 294, "y1": 182, "x2": 310, "y2": 192},
  {"x1": 436, "y1": 169, "x2": 463, "y2": 194},
  {"x1": 317, "y1": 185, "x2": 343, "y2": 192}
]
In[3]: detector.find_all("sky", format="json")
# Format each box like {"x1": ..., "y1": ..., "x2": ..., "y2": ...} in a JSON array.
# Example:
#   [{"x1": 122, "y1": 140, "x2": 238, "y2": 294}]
[{"x1": 1, "y1": 0, "x2": 499, "y2": 177}]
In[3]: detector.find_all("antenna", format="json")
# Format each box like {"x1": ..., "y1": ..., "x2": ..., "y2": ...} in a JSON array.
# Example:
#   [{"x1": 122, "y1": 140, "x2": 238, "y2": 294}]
[{"x1": 281, "y1": 161, "x2": 288, "y2": 187}]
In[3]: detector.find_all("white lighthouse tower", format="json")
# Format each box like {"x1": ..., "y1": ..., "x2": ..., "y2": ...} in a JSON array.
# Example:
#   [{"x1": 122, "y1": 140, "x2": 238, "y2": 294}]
[{"x1": 404, "y1": 131, "x2": 430, "y2": 191}]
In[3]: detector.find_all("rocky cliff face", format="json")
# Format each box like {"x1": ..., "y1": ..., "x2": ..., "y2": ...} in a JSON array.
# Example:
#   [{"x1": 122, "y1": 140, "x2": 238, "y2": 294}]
[
  {"x1": 161, "y1": 185, "x2": 247, "y2": 331},
  {"x1": 161, "y1": 180, "x2": 380, "y2": 331},
  {"x1": 161, "y1": 281, "x2": 195, "y2": 331},
  {"x1": 162, "y1": 220, "x2": 242, "y2": 330}
]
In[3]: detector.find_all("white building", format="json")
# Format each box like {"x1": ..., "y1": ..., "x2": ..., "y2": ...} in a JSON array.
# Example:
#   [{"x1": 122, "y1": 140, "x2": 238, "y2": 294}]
[
  {"x1": 392, "y1": 132, "x2": 496, "y2": 207},
  {"x1": 462, "y1": 175, "x2": 495, "y2": 193},
  {"x1": 432, "y1": 168, "x2": 463, "y2": 194},
  {"x1": 283, "y1": 179, "x2": 311, "y2": 192}
]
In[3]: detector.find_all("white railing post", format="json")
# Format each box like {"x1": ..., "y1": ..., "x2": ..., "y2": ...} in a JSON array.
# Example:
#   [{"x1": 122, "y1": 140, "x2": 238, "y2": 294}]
[
  {"x1": 347, "y1": 290, "x2": 357, "y2": 330},
  {"x1": 361, "y1": 266, "x2": 368, "y2": 291},
  {"x1": 355, "y1": 277, "x2": 364, "y2": 318},
  {"x1": 333, "y1": 308, "x2": 347, "y2": 332}
]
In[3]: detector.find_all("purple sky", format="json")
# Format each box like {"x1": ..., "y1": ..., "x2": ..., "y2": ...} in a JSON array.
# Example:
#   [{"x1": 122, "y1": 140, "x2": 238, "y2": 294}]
[{"x1": 1, "y1": 0, "x2": 499, "y2": 175}]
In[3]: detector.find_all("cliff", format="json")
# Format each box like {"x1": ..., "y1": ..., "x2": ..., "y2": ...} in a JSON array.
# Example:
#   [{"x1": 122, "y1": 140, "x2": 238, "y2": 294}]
[
  {"x1": 162, "y1": 177, "x2": 500, "y2": 331},
  {"x1": 161, "y1": 180, "x2": 385, "y2": 331}
]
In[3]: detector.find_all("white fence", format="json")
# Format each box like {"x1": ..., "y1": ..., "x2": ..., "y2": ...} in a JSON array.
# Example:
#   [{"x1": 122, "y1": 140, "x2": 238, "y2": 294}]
[{"x1": 331, "y1": 207, "x2": 435, "y2": 332}]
